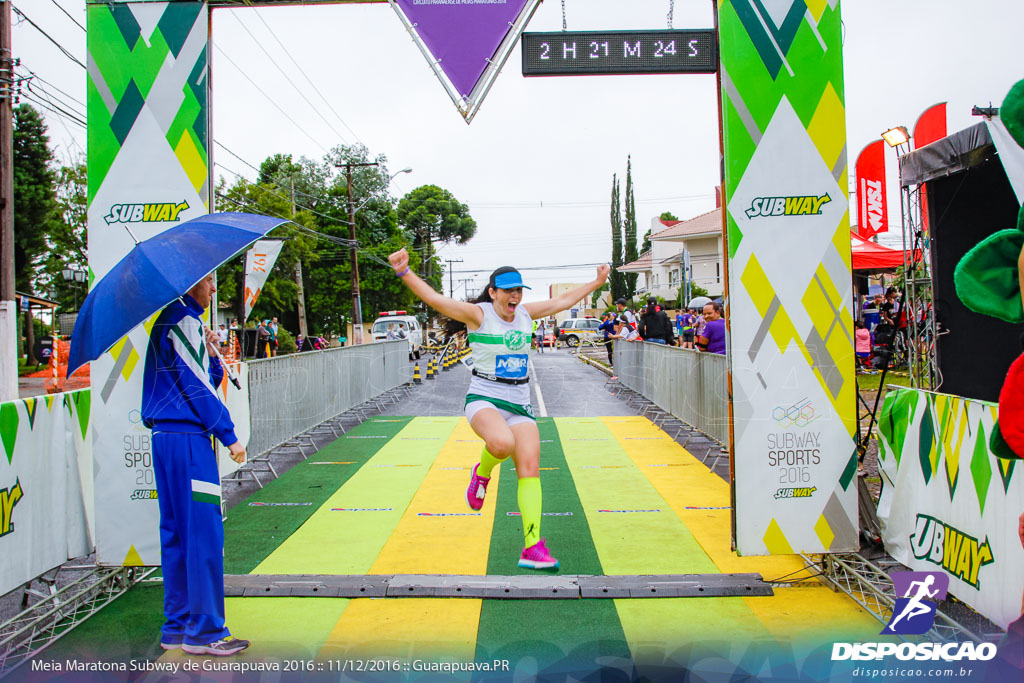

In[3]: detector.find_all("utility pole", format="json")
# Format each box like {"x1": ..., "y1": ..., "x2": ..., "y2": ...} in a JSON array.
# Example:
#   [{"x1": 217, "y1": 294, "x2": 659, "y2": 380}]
[
  {"x1": 338, "y1": 161, "x2": 378, "y2": 344},
  {"x1": 290, "y1": 176, "x2": 308, "y2": 337},
  {"x1": 444, "y1": 258, "x2": 463, "y2": 298},
  {"x1": 0, "y1": 0, "x2": 16, "y2": 400}
]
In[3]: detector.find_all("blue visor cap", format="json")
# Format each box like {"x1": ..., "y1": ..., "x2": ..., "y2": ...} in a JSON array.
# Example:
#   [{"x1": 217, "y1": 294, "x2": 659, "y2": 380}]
[{"x1": 493, "y1": 272, "x2": 531, "y2": 290}]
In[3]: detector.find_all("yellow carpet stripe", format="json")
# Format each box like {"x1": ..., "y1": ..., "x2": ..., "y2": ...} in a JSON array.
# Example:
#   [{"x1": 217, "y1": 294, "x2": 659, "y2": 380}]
[
  {"x1": 602, "y1": 416, "x2": 881, "y2": 642},
  {"x1": 252, "y1": 417, "x2": 459, "y2": 575},
  {"x1": 555, "y1": 417, "x2": 769, "y2": 651},
  {"x1": 321, "y1": 418, "x2": 490, "y2": 662}
]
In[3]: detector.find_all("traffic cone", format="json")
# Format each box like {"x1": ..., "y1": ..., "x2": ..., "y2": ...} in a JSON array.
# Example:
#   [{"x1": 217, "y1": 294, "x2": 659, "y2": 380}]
[
  {"x1": 413, "y1": 363, "x2": 422, "y2": 384},
  {"x1": 426, "y1": 358, "x2": 435, "y2": 380}
]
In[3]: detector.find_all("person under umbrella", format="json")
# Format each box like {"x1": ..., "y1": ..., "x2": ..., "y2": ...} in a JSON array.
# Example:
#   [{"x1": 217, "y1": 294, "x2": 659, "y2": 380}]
[
  {"x1": 68, "y1": 212, "x2": 288, "y2": 657},
  {"x1": 142, "y1": 273, "x2": 250, "y2": 656}
]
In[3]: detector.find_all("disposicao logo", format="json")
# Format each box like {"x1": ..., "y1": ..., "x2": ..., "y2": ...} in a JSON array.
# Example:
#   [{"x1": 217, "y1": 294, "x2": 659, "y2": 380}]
[
  {"x1": 883, "y1": 571, "x2": 948, "y2": 635},
  {"x1": 104, "y1": 200, "x2": 190, "y2": 225},
  {"x1": 831, "y1": 571, "x2": 997, "y2": 662},
  {"x1": 745, "y1": 194, "x2": 831, "y2": 218}
]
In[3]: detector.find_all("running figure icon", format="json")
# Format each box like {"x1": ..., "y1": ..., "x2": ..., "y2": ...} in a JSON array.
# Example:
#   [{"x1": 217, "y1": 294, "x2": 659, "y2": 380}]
[
  {"x1": 888, "y1": 575, "x2": 938, "y2": 630},
  {"x1": 883, "y1": 571, "x2": 949, "y2": 635}
]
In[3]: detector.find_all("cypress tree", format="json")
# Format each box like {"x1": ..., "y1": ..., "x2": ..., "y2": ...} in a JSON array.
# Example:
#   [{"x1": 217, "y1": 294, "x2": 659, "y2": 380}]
[
  {"x1": 623, "y1": 156, "x2": 638, "y2": 297},
  {"x1": 609, "y1": 173, "x2": 624, "y2": 301}
]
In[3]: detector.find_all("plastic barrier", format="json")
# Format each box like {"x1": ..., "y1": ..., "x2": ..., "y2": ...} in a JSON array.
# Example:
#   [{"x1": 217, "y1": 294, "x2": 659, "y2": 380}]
[
  {"x1": 246, "y1": 341, "x2": 410, "y2": 458},
  {"x1": 613, "y1": 340, "x2": 728, "y2": 445}
]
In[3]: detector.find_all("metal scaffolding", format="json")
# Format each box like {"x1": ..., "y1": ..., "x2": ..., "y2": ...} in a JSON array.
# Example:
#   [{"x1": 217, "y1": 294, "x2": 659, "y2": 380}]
[
  {"x1": 898, "y1": 162, "x2": 941, "y2": 390},
  {"x1": 812, "y1": 553, "x2": 988, "y2": 643},
  {"x1": 0, "y1": 566, "x2": 156, "y2": 678}
]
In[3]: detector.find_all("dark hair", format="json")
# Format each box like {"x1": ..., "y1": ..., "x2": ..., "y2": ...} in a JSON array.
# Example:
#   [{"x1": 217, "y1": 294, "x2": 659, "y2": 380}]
[
  {"x1": 444, "y1": 266, "x2": 518, "y2": 338},
  {"x1": 706, "y1": 301, "x2": 723, "y2": 315},
  {"x1": 855, "y1": 320, "x2": 865, "y2": 329}
]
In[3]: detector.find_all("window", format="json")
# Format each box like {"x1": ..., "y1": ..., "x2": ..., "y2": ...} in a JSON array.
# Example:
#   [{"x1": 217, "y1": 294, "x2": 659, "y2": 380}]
[
  {"x1": 669, "y1": 269, "x2": 679, "y2": 287},
  {"x1": 652, "y1": 273, "x2": 659, "y2": 288},
  {"x1": 716, "y1": 263, "x2": 721, "y2": 283}
]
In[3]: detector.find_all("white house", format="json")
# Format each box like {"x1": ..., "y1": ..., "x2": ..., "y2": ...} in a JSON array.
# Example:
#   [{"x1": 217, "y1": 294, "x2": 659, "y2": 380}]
[{"x1": 618, "y1": 204, "x2": 725, "y2": 302}]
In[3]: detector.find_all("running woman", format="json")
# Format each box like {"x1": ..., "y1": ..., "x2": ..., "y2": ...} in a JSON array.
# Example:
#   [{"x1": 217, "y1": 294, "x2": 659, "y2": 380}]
[{"x1": 388, "y1": 248, "x2": 609, "y2": 569}]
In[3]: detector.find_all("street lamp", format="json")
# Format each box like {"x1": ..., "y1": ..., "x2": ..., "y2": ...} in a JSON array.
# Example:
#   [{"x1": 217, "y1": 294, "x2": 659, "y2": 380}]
[
  {"x1": 61, "y1": 267, "x2": 87, "y2": 310},
  {"x1": 337, "y1": 164, "x2": 413, "y2": 344}
]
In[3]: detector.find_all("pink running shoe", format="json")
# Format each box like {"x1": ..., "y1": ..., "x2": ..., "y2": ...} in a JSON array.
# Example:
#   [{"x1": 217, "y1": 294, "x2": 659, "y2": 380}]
[
  {"x1": 466, "y1": 463, "x2": 491, "y2": 511},
  {"x1": 518, "y1": 538, "x2": 559, "y2": 570}
]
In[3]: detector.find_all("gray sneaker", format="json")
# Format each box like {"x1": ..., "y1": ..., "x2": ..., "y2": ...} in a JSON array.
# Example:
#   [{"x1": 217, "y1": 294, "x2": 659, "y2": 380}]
[{"x1": 181, "y1": 636, "x2": 250, "y2": 656}]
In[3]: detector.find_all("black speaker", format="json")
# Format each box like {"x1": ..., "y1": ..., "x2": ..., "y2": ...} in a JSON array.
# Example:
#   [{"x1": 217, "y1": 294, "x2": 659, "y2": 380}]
[{"x1": 928, "y1": 156, "x2": 1024, "y2": 401}]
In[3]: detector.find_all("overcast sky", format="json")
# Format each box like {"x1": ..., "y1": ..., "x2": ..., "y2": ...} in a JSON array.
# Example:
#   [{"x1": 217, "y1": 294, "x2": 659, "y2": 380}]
[{"x1": 14, "y1": 0, "x2": 1024, "y2": 302}]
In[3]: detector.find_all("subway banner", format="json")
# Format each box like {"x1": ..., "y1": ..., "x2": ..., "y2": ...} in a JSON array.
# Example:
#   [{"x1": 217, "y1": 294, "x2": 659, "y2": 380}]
[
  {"x1": 877, "y1": 388, "x2": 1024, "y2": 629},
  {"x1": 87, "y1": 2, "x2": 212, "y2": 565},
  {"x1": 719, "y1": 0, "x2": 857, "y2": 554},
  {"x1": 0, "y1": 391, "x2": 93, "y2": 596}
]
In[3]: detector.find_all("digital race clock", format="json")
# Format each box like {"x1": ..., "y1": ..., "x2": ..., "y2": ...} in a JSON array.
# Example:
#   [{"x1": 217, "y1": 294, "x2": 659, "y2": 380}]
[{"x1": 522, "y1": 29, "x2": 718, "y2": 76}]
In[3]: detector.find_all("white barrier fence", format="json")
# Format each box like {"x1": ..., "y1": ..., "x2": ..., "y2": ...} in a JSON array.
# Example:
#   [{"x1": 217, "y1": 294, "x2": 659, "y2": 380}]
[
  {"x1": 246, "y1": 341, "x2": 411, "y2": 457},
  {"x1": 613, "y1": 340, "x2": 729, "y2": 445},
  {"x1": 0, "y1": 390, "x2": 93, "y2": 596},
  {"x1": 1, "y1": 342, "x2": 409, "y2": 591}
]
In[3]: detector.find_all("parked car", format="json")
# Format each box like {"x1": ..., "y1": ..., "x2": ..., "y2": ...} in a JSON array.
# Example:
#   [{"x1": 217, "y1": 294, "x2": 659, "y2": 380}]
[
  {"x1": 369, "y1": 310, "x2": 423, "y2": 359},
  {"x1": 556, "y1": 317, "x2": 601, "y2": 347}
]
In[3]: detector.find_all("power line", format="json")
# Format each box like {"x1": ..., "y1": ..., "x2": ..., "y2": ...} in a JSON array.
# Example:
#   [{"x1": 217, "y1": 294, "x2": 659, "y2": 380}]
[
  {"x1": 11, "y1": 4, "x2": 86, "y2": 69},
  {"x1": 212, "y1": 44, "x2": 329, "y2": 153},
  {"x1": 20, "y1": 92, "x2": 86, "y2": 129},
  {"x1": 49, "y1": 0, "x2": 85, "y2": 33},
  {"x1": 18, "y1": 65, "x2": 85, "y2": 108},
  {"x1": 251, "y1": 8, "x2": 364, "y2": 147},
  {"x1": 229, "y1": 12, "x2": 352, "y2": 146}
]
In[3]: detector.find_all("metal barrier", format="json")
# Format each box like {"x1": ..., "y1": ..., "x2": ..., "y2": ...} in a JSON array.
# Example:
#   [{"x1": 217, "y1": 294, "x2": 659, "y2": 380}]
[
  {"x1": 246, "y1": 341, "x2": 410, "y2": 457},
  {"x1": 613, "y1": 341, "x2": 729, "y2": 444}
]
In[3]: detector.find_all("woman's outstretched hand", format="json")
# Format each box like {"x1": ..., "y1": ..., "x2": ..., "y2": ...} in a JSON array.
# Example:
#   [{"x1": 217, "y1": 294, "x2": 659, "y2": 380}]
[
  {"x1": 389, "y1": 248, "x2": 410, "y2": 275},
  {"x1": 596, "y1": 264, "x2": 610, "y2": 284}
]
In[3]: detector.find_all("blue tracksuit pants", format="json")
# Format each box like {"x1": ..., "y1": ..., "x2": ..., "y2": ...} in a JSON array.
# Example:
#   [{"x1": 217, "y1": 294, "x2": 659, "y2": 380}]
[{"x1": 152, "y1": 431, "x2": 230, "y2": 646}]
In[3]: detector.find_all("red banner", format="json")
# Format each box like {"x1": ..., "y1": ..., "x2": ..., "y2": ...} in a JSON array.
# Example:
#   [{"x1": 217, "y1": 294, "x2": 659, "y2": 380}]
[
  {"x1": 855, "y1": 140, "x2": 888, "y2": 238},
  {"x1": 913, "y1": 102, "x2": 947, "y2": 149}
]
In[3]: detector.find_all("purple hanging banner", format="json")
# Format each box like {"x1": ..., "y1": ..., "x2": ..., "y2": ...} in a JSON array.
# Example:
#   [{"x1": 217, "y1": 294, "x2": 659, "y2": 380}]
[{"x1": 391, "y1": 0, "x2": 539, "y2": 122}]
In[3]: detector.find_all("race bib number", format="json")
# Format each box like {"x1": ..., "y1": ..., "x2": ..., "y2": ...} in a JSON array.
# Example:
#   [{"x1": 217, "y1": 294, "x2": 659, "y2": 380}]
[{"x1": 495, "y1": 354, "x2": 529, "y2": 379}]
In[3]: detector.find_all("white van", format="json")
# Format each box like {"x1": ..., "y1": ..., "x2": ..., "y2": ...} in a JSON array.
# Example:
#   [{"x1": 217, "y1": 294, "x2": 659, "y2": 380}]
[{"x1": 370, "y1": 310, "x2": 423, "y2": 359}]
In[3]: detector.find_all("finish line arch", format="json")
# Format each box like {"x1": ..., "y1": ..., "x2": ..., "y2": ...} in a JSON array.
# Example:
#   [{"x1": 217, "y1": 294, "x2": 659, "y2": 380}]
[{"x1": 84, "y1": 0, "x2": 855, "y2": 564}]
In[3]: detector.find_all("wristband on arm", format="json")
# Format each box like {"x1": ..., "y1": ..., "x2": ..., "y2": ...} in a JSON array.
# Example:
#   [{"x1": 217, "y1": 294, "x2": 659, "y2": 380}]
[{"x1": 396, "y1": 267, "x2": 410, "y2": 277}]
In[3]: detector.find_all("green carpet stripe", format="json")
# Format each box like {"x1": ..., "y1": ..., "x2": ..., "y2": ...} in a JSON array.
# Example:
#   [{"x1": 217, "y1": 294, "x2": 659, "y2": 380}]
[
  {"x1": 223, "y1": 418, "x2": 411, "y2": 574},
  {"x1": 556, "y1": 417, "x2": 767, "y2": 645},
  {"x1": 475, "y1": 418, "x2": 632, "y2": 672},
  {"x1": 555, "y1": 417, "x2": 720, "y2": 575},
  {"x1": 252, "y1": 417, "x2": 459, "y2": 575}
]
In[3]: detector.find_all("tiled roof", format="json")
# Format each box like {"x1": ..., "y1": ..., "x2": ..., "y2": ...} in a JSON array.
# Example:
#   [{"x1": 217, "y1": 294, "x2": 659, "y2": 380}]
[
  {"x1": 618, "y1": 250, "x2": 652, "y2": 272},
  {"x1": 651, "y1": 208, "x2": 721, "y2": 239}
]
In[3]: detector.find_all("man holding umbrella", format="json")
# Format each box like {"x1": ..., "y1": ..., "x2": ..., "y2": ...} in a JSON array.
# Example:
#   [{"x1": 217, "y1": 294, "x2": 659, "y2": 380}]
[
  {"x1": 142, "y1": 272, "x2": 250, "y2": 656},
  {"x1": 68, "y1": 212, "x2": 288, "y2": 657}
]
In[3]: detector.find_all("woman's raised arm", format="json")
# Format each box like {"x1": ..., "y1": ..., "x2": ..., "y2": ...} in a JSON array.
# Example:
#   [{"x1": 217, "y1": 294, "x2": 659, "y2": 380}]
[{"x1": 389, "y1": 248, "x2": 484, "y2": 329}]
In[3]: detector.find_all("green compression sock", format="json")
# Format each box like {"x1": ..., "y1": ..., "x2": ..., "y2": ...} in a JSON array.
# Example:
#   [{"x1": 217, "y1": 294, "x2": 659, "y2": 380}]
[
  {"x1": 477, "y1": 448, "x2": 506, "y2": 478},
  {"x1": 517, "y1": 476, "x2": 543, "y2": 547}
]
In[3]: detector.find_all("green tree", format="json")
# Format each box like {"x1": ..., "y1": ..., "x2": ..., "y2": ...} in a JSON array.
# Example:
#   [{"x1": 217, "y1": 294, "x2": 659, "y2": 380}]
[
  {"x1": 623, "y1": 156, "x2": 638, "y2": 297},
  {"x1": 396, "y1": 185, "x2": 476, "y2": 324},
  {"x1": 39, "y1": 160, "x2": 87, "y2": 312},
  {"x1": 13, "y1": 105, "x2": 61, "y2": 363},
  {"x1": 659, "y1": 211, "x2": 678, "y2": 221},
  {"x1": 609, "y1": 173, "x2": 624, "y2": 301},
  {"x1": 646, "y1": 211, "x2": 677, "y2": 254}
]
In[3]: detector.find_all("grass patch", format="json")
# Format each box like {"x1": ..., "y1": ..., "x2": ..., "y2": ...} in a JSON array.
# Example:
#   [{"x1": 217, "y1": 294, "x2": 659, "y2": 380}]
[{"x1": 855, "y1": 371, "x2": 912, "y2": 393}]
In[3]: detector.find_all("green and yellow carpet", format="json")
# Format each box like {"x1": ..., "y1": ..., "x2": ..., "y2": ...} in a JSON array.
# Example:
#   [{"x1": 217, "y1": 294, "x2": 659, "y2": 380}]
[{"x1": 38, "y1": 417, "x2": 882, "y2": 678}]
